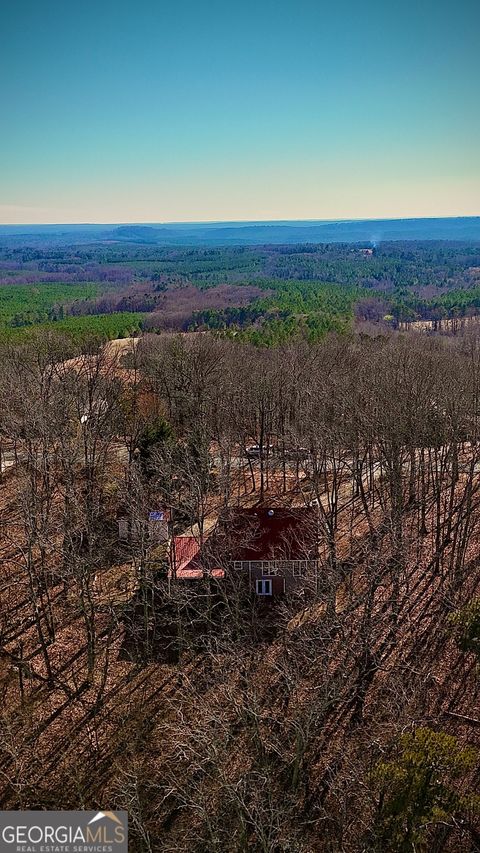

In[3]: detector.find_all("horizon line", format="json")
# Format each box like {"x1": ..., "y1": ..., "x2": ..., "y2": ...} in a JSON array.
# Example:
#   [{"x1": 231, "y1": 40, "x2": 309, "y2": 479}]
[{"x1": 1, "y1": 213, "x2": 480, "y2": 229}]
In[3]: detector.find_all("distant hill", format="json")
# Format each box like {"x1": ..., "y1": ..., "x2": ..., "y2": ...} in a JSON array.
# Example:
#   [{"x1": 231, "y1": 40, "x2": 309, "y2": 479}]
[
  {"x1": 114, "y1": 225, "x2": 173, "y2": 240},
  {"x1": 0, "y1": 216, "x2": 480, "y2": 247}
]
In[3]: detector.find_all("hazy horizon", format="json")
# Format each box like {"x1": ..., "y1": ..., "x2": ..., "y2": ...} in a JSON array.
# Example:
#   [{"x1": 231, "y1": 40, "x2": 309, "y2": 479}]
[
  {"x1": 3, "y1": 203, "x2": 479, "y2": 230},
  {"x1": 1, "y1": 214, "x2": 480, "y2": 230}
]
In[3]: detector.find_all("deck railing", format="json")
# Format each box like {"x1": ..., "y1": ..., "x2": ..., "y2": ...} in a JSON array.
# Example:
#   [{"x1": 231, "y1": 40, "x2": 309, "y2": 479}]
[{"x1": 232, "y1": 559, "x2": 318, "y2": 577}]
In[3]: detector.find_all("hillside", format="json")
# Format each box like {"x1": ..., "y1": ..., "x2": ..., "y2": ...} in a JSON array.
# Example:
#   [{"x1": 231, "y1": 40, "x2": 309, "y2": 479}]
[
  {"x1": 1, "y1": 217, "x2": 480, "y2": 247},
  {"x1": 1, "y1": 331, "x2": 480, "y2": 851}
]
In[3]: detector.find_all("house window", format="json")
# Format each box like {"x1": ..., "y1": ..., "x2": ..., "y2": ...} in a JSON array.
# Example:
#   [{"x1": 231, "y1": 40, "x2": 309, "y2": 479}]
[{"x1": 256, "y1": 579, "x2": 272, "y2": 596}]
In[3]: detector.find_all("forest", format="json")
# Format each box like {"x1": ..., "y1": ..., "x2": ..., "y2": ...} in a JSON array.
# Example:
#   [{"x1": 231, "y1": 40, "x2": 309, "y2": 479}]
[
  {"x1": 1, "y1": 239, "x2": 480, "y2": 344},
  {"x1": 1, "y1": 322, "x2": 480, "y2": 851},
  {"x1": 1, "y1": 236, "x2": 480, "y2": 851}
]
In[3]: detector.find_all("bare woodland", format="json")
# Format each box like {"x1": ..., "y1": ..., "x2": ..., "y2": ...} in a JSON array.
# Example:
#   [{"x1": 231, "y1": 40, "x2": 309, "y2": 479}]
[{"x1": 1, "y1": 328, "x2": 480, "y2": 851}]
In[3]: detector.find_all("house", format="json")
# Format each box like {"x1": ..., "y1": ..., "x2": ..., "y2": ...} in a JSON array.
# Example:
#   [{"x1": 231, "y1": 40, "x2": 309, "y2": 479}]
[
  {"x1": 224, "y1": 507, "x2": 320, "y2": 597},
  {"x1": 169, "y1": 506, "x2": 319, "y2": 598},
  {"x1": 170, "y1": 535, "x2": 224, "y2": 580}
]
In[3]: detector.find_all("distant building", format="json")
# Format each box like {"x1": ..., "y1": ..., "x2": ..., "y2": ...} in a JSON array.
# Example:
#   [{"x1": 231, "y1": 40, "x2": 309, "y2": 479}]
[
  {"x1": 118, "y1": 508, "x2": 171, "y2": 545},
  {"x1": 148, "y1": 510, "x2": 170, "y2": 544}
]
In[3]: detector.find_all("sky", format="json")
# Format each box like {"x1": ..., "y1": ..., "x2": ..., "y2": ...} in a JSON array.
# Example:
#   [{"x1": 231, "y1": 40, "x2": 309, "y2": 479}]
[{"x1": 1, "y1": 0, "x2": 479, "y2": 224}]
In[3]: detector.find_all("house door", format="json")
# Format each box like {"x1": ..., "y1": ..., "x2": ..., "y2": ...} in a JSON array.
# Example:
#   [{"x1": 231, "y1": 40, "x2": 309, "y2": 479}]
[{"x1": 256, "y1": 578, "x2": 272, "y2": 596}]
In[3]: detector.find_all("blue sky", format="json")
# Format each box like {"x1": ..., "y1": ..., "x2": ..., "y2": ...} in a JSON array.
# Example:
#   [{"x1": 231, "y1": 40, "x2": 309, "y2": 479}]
[{"x1": 1, "y1": 0, "x2": 479, "y2": 223}]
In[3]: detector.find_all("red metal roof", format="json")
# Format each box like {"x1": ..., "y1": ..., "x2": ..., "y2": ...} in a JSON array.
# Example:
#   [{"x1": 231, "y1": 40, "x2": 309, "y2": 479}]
[
  {"x1": 224, "y1": 507, "x2": 318, "y2": 562},
  {"x1": 170, "y1": 507, "x2": 317, "y2": 580},
  {"x1": 173, "y1": 536, "x2": 200, "y2": 573},
  {"x1": 171, "y1": 536, "x2": 224, "y2": 580}
]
